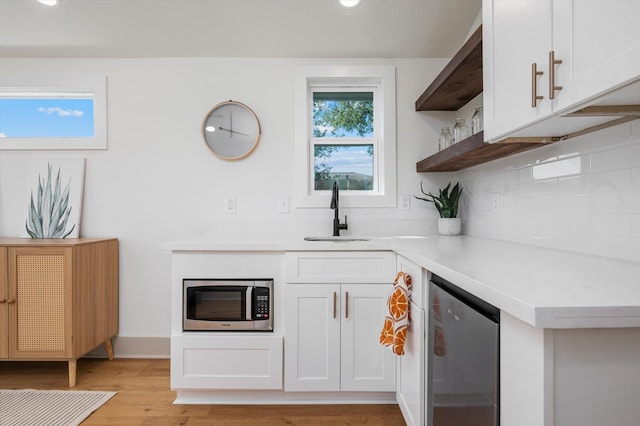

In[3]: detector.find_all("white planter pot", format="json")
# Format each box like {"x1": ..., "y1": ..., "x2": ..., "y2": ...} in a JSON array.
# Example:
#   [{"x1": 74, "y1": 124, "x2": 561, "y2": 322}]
[{"x1": 438, "y1": 218, "x2": 461, "y2": 236}]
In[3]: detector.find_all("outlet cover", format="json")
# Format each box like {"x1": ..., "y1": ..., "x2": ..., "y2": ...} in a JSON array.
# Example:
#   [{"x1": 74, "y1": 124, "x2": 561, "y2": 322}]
[
  {"x1": 491, "y1": 193, "x2": 500, "y2": 213},
  {"x1": 225, "y1": 196, "x2": 236, "y2": 213},
  {"x1": 400, "y1": 194, "x2": 411, "y2": 210}
]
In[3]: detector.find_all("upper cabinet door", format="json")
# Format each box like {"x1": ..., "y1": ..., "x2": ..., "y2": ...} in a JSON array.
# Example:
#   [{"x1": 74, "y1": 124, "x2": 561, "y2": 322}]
[
  {"x1": 552, "y1": 0, "x2": 640, "y2": 112},
  {"x1": 483, "y1": 0, "x2": 554, "y2": 142}
]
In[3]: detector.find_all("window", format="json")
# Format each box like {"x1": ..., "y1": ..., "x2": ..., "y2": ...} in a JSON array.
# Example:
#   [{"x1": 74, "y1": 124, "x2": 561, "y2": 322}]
[
  {"x1": 313, "y1": 90, "x2": 375, "y2": 191},
  {"x1": 0, "y1": 75, "x2": 107, "y2": 150},
  {"x1": 294, "y1": 66, "x2": 396, "y2": 208}
]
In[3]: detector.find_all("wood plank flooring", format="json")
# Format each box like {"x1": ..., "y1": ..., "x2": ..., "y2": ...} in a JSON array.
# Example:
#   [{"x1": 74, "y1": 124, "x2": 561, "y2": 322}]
[{"x1": 0, "y1": 358, "x2": 407, "y2": 425}]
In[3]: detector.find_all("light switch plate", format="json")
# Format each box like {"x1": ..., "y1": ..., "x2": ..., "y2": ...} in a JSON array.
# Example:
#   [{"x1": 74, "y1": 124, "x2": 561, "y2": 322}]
[{"x1": 278, "y1": 196, "x2": 290, "y2": 213}]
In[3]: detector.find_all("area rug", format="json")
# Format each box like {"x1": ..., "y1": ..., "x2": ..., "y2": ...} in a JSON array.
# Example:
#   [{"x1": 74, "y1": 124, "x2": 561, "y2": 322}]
[{"x1": 0, "y1": 389, "x2": 116, "y2": 426}]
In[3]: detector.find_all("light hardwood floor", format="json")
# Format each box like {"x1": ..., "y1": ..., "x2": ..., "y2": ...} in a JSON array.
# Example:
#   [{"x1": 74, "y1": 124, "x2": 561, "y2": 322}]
[{"x1": 0, "y1": 358, "x2": 407, "y2": 425}]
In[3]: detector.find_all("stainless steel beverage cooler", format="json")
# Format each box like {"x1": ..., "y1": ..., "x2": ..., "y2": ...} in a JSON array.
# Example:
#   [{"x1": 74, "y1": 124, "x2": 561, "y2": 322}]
[{"x1": 428, "y1": 274, "x2": 500, "y2": 426}]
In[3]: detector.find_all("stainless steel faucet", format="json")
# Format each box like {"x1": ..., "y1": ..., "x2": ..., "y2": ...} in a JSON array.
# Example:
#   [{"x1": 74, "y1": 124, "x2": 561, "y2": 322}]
[{"x1": 331, "y1": 181, "x2": 348, "y2": 236}]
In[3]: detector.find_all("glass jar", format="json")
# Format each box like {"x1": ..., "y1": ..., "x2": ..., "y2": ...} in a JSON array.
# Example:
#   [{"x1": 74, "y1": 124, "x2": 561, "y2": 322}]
[
  {"x1": 471, "y1": 105, "x2": 484, "y2": 135},
  {"x1": 438, "y1": 127, "x2": 453, "y2": 151},
  {"x1": 452, "y1": 117, "x2": 470, "y2": 143}
]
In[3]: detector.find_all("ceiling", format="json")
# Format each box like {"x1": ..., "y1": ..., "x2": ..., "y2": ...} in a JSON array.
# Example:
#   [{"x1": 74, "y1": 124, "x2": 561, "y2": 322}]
[{"x1": 0, "y1": 0, "x2": 481, "y2": 59}]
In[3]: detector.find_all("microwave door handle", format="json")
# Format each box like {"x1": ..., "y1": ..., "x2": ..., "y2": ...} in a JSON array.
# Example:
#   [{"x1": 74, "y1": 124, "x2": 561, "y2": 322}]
[{"x1": 246, "y1": 286, "x2": 253, "y2": 320}]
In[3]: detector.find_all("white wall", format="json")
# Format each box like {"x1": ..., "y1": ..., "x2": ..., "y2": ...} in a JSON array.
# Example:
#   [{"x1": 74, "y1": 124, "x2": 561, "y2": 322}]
[
  {"x1": 459, "y1": 120, "x2": 640, "y2": 262},
  {"x1": 3, "y1": 56, "x2": 637, "y2": 344},
  {"x1": 0, "y1": 57, "x2": 453, "y2": 340}
]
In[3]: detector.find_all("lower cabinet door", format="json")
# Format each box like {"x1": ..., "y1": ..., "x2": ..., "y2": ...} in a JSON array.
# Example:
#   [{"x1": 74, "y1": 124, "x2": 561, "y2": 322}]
[
  {"x1": 341, "y1": 284, "x2": 397, "y2": 392},
  {"x1": 170, "y1": 334, "x2": 283, "y2": 390},
  {"x1": 9, "y1": 247, "x2": 72, "y2": 359},
  {"x1": 0, "y1": 247, "x2": 7, "y2": 359},
  {"x1": 397, "y1": 302, "x2": 425, "y2": 426},
  {"x1": 284, "y1": 283, "x2": 397, "y2": 392},
  {"x1": 284, "y1": 284, "x2": 341, "y2": 391}
]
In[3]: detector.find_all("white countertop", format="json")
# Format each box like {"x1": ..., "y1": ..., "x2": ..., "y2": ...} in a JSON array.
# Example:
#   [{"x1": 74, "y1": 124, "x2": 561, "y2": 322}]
[{"x1": 163, "y1": 235, "x2": 640, "y2": 329}]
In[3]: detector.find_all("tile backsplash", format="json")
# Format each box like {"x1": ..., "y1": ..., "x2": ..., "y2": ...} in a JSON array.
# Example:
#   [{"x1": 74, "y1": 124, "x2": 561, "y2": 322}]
[{"x1": 459, "y1": 119, "x2": 640, "y2": 262}]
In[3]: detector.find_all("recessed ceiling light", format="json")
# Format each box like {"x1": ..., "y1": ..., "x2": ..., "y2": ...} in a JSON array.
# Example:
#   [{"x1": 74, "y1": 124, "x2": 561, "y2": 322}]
[
  {"x1": 339, "y1": 0, "x2": 361, "y2": 8},
  {"x1": 37, "y1": 0, "x2": 60, "y2": 7}
]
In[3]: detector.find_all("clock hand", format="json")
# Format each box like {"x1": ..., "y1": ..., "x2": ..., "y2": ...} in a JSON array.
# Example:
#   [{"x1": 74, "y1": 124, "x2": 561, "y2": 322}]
[
  {"x1": 218, "y1": 126, "x2": 249, "y2": 137},
  {"x1": 229, "y1": 111, "x2": 233, "y2": 139}
]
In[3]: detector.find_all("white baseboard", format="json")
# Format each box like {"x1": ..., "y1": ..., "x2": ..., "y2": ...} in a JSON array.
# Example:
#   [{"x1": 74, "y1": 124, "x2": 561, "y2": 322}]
[
  {"x1": 174, "y1": 390, "x2": 398, "y2": 405},
  {"x1": 86, "y1": 336, "x2": 170, "y2": 359}
]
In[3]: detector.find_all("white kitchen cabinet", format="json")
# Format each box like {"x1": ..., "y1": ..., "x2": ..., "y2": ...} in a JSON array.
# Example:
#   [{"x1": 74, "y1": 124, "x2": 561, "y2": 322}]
[
  {"x1": 398, "y1": 306, "x2": 425, "y2": 426},
  {"x1": 169, "y1": 251, "x2": 286, "y2": 401},
  {"x1": 482, "y1": 0, "x2": 554, "y2": 142},
  {"x1": 552, "y1": 0, "x2": 640, "y2": 111},
  {"x1": 284, "y1": 283, "x2": 396, "y2": 392},
  {"x1": 341, "y1": 284, "x2": 396, "y2": 391},
  {"x1": 284, "y1": 251, "x2": 397, "y2": 393},
  {"x1": 284, "y1": 283, "x2": 340, "y2": 391},
  {"x1": 483, "y1": 0, "x2": 640, "y2": 142},
  {"x1": 501, "y1": 311, "x2": 640, "y2": 426},
  {"x1": 171, "y1": 334, "x2": 283, "y2": 390},
  {"x1": 395, "y1": 256, "x2": 426, "y2": 426}
]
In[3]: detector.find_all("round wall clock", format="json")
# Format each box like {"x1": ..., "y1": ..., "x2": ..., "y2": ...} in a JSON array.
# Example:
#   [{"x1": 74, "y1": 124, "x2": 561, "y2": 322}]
[{"x1": 202, "y1": 100, "x2": 261, "y2": 160}]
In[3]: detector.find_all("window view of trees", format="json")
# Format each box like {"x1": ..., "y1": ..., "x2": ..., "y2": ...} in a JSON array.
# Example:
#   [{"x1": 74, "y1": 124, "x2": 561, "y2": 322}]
[{"x1": 312, "y1": 91, "x2": 374, "y2": 191}]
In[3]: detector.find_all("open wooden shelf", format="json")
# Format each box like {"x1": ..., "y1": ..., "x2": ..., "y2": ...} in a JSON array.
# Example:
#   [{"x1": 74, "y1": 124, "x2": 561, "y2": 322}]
[
  {"x1": 415, "y1": 24, "x2": 554, "y2": 171},
  {"x1": 416, "y1": 132, "x2": 552, "y2": 172},
  {"x1": 415, "y1": 25, "x2": 483, "y2": 111}
]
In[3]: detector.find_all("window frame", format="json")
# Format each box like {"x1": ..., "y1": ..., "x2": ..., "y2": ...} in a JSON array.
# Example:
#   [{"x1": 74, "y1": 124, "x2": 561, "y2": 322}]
[
  {"x1": 294, "y1": 65, "x2": 396, "y2": 208},
  {"x1": 311, "y1": 86, "x2": 378, "y2": 193},
  {"x1": 0, "y1": 75, "x2": 107, "y2": 150}
]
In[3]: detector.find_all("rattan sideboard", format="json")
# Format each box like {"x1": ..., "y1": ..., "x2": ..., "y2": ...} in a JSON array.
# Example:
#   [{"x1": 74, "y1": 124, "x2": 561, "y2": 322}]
[{"x1": 0, "y1": 238, "x2": 118, "y2": 387}]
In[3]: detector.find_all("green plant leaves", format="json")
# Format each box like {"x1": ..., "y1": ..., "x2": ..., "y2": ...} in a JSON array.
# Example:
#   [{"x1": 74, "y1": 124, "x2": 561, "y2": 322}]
[
  {"x1": 25, "y1": 163, "x2": 75, "y2": 238},
  {"x1": 414, "y1": 181, "x2": 463, "y2": 218}
]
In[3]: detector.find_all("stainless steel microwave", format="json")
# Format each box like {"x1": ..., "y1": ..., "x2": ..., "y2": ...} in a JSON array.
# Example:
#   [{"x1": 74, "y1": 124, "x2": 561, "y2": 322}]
[{"x1": 183, "y1": 279, "x2": 273, "y2": 331}]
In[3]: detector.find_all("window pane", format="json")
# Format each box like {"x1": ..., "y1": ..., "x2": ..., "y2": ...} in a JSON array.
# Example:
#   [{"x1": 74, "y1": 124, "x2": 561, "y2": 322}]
[
  {"x1": 313, "y1": 91, "x2": 373, "y2": 138},
  {"x1": 0, "y1": 97, "x2": 95, "y2": 138},
  {"x1": 314, "y1": 144, "x2": 374, "y2": 191}
]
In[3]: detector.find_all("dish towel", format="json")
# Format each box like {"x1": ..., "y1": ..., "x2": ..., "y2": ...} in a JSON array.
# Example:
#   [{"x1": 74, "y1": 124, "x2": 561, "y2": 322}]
[{"x1": 380, "y1": 271, "x2": 412, "y2": 355}]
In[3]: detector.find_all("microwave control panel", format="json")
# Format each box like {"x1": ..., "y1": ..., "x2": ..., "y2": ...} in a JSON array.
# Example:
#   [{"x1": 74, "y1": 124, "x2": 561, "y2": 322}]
[{"x1": 254, "y1": 286, "x2": 270, "y2": 319}]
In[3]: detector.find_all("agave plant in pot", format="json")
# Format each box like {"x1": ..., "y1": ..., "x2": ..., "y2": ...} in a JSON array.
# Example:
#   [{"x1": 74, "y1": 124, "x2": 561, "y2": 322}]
[{"x1": 415, "y1": 181, "x2": 463, "y2": 236}]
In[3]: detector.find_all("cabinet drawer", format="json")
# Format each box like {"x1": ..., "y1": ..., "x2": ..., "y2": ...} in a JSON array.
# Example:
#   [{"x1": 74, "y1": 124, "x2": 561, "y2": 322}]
[
  {"x1": 285, "y1": 251, "x2": 396, "y2": 283},
  {"x1": 171, "y1": 335, "x2": 283, "y2": 390}
]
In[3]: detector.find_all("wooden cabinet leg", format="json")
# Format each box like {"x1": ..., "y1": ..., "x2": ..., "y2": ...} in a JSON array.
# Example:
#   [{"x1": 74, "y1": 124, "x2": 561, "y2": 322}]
[
  {"x1": 68, "y1": 360, "x2": 77, "y2": 388},
  {"x1": 105, "y1": 338, "x2": 114, "y2": 360}
]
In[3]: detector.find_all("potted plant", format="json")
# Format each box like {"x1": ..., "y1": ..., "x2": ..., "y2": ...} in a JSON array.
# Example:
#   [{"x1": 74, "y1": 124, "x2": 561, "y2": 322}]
[{"x1": 415, "y1": 181, "x2": 463, "y2": 235}]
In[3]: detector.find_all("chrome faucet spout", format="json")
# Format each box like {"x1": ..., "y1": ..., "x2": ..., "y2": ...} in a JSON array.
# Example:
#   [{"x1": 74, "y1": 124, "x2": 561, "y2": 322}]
[{"x1": 330, "y1": 181, "x2": 348, "y2": 236}]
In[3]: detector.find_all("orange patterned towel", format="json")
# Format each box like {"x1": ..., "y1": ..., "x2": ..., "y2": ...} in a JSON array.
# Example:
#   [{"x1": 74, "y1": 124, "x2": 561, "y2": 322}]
[{"x1": 380, "y1": 272, "x2": 412, "y2": 355}]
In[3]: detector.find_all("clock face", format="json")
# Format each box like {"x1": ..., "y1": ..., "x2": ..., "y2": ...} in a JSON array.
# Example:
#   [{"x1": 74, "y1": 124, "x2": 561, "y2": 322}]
[{"x1": 202, "y1": 101, "x2": 261, "y2": 160}]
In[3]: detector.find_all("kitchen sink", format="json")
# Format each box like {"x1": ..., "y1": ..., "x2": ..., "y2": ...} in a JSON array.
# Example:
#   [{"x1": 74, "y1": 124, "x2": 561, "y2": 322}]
[{"x1": 303, "y1": 236, "x2": 371, "y2": 242}]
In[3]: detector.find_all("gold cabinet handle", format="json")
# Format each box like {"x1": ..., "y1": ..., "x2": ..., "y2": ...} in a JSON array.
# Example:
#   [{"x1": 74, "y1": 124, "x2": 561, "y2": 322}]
[
  {"x1": 0, "y1": 299, "x2": 5, "y2": 303},
  {"x1": 549, "y1": 50, "x2": 563, "y2": 99},
  {"x1": 333, "y1": 291, "x2": 337, "y2": 319},
  {"x1": 345, "y1": 291, "x2": 349, "y2": 319},
  {"x1": 7, "y1": 299, "x2": 15, "y2": 304},
  {"x1": 531, "y1": 63, "x2": 544, "y2": 107}
]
